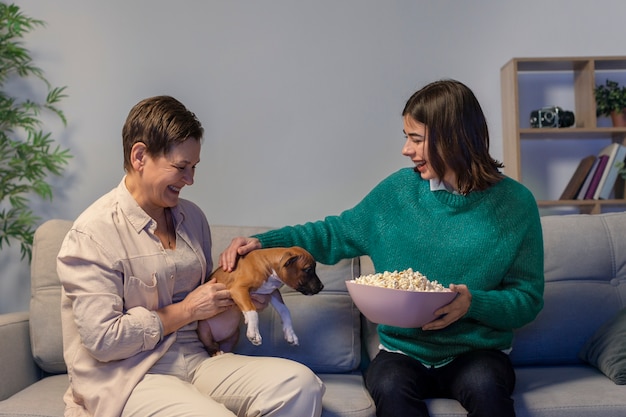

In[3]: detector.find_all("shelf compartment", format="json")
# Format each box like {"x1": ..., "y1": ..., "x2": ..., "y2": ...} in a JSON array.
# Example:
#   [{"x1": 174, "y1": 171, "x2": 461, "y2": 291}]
[{"x1": 501, "y1": 56, "x2": 626, "y2": 214}]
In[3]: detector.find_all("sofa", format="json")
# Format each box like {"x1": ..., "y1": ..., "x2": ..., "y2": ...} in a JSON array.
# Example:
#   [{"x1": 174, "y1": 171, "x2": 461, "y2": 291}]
[{"x1": 1, "y1": 212, "x2": 625, "y2": 417}]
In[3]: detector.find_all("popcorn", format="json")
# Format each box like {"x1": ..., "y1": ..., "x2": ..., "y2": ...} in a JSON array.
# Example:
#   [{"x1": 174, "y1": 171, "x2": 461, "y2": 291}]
[{"x1": 352, "y1": 268, "x2": 448, "y2": 292}]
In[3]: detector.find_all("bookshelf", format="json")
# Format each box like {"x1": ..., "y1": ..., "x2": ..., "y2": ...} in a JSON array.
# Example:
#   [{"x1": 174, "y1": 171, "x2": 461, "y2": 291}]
[{"x1": 500, "y1": 56, "x2": 626, "y2": 214}]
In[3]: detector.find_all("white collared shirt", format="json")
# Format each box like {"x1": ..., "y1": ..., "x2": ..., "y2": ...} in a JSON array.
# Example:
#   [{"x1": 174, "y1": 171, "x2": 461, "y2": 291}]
[{"x1": 429, "y1": 179, "x2": 461, "y2": 195}]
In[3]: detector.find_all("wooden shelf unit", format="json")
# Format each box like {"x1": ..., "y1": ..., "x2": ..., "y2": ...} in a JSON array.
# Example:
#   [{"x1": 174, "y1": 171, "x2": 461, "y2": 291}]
[{"x1": 500, "y1": 56, "x2": 626, "y2": 214}]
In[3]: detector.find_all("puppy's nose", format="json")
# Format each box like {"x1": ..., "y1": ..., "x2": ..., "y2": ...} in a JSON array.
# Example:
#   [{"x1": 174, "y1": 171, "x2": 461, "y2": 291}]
[
  {"x1": 298, "y1": 280, "x2": 324, "y2": 295},
  {"x1": 310, "y1": 280, "x2": 324, "y2": 294}
]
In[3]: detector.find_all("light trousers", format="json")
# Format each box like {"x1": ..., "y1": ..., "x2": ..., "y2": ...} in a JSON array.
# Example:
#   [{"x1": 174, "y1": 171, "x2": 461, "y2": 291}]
[{"x1": 122, "y1": 351, "x2": 325, "y2": 417}]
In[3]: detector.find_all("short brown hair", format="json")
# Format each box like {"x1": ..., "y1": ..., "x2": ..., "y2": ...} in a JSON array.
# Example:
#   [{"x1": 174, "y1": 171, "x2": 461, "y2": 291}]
[
  {"x1": 402, "y1": 80, "x2": 503, "y2": 194},
  {"x1": 122, "y1": 96, "x2": 204, "y2": 171}
]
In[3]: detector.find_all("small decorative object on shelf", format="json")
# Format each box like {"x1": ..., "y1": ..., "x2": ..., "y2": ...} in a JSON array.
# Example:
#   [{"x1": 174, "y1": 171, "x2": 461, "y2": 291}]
[
  {"x1": 530, "y1": 106, "x2": 575, "y2": 128},
  {"x1": 594, "y1": 79, "x2": 626, "y2": 127}
]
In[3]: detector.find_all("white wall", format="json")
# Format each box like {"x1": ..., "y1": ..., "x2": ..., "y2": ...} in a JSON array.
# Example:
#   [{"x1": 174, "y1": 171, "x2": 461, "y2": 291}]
[{"x1": 2, "y1": 0, "x2": 625, "y2": 313}]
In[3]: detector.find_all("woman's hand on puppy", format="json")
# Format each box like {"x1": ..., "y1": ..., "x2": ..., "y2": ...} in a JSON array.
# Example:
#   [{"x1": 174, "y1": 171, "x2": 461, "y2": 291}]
[
  {"x1": 219, "y1": 237, "x2": 262, "y2": 272},
  {"x1": 156, "y1": 278, "x2": 234, "y2": 336},
  {"x1": 184, "y1": 278, "x2": 235, "y2": 321}
]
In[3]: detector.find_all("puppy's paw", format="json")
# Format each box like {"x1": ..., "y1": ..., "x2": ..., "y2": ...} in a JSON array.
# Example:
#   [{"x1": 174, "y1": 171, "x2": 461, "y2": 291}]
[
  {"x1": 243, "y1": 310, "x2": 262, "y2": 345},
  {"x1": 284, "y1": 327, "x2": 299, "y2": 346},
  {"x1": 247, "y1": 330, "x2": 263, "y2": 346}
]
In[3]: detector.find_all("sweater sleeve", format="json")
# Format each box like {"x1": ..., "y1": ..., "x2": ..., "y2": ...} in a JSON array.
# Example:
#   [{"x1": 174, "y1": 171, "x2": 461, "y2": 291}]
[
  {"x1": 253, "y1": 171, "x2": 409, "y2": 265},
  {"x1": 255, "y1": 211, "x2": 367, "y2": 265},
  {"x1": 465, "y1": 187, "x2": 545, "y2": 330},
  {"x1": 58, "y1": 229, "x2": 163, "y2": 362}
]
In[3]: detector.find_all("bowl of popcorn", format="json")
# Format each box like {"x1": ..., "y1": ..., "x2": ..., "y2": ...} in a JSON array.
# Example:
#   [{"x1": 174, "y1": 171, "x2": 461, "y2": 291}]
[{"x1": 346, "y1": 268, "x2": 457, "y2": 328}]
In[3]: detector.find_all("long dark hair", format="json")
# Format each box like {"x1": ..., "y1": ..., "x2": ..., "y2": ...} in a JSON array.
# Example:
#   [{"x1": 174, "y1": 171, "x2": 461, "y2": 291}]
[{"x1": 402, "y1": 79, "x2": 504, "y2": 194}]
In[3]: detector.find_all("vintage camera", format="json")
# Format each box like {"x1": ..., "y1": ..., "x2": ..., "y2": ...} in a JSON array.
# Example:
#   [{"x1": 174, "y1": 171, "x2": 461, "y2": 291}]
[{"x1": 529, "y1": 106, "x2": 575, "y2": 128}]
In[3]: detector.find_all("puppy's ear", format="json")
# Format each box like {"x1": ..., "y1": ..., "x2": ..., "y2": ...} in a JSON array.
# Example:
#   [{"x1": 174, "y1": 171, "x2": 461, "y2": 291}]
[{"x1": 283, "y1": 255, "x2": 299, "y2": 268}]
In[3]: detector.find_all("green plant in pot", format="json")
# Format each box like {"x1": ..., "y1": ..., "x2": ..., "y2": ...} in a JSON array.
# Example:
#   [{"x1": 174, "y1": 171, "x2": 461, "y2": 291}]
[
  {"x1": 594, "y1": 79, "x2": 626, "y2": 126},
  {"x1": 0, "y1": 3, "x2": 71, "y2": 260}
]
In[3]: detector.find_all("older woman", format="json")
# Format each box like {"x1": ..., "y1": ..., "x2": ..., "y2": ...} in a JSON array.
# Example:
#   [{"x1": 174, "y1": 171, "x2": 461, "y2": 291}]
[{"x1": 57, "y1": 96, "x2": 324, "y2": 417}]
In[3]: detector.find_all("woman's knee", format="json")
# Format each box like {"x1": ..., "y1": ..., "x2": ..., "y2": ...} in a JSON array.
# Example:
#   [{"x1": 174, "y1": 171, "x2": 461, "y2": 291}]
[
  {"x1": 365, "y1": 352, "x2": 432, "y2": 417},
  {"x1": 274, "y1": 360, "x2": 325, "y2": 398},
  {"x1": 451, "y1": 350, "x2": 515, "y2": 395},
  {"x1": 447, "y1": 350, "x2": 516, "y2": 416},
  {"x1": 366, "y1": 351, "x2": 429, "y2": 399},
  {"x1": 259, "y1": 359, "x2": 325, "y2": 417}
]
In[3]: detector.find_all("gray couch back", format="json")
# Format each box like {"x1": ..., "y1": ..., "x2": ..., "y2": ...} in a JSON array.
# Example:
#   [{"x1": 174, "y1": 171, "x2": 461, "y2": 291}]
[
  {"x1": 510, "y1": 212, "x2": 626, "y2": 365},
  {"x1": 29, "y1": 213, "x2": 626, "y2": 375}
]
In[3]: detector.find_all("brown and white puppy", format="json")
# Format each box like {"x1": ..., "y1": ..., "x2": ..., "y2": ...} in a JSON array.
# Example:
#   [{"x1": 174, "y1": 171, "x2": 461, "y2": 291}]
[{"x1": 198, "y1": 247, "x2": 323, "y2": 356}]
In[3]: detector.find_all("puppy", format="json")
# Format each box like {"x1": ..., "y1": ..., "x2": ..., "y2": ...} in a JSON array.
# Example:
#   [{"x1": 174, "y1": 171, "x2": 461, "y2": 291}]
[{"x1": 198, "y1": 246, "x2": 323, "y2": 356}]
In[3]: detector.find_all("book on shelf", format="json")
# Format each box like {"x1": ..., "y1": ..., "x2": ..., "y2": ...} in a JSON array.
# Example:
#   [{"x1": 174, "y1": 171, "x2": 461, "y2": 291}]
[
  {"x1": 559, "y1": 155, "x2": 596, "y2": 200},
  {"x1": 592, "y1": 143, "x2": 622, "y2": 200},
  {"x1": 577, "y1": 157, "x2": 601, "y2": 200},
  {"x1": 597, "y1": 144, "x2": 626, "y2": 200},
  {"x1": 584, "y1": 155, "x2": 609, "y2": 199}
]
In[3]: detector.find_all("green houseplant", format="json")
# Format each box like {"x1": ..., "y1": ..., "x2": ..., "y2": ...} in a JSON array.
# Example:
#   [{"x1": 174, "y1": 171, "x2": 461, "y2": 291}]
[
  {"x1": 0, "y1": 2, "x2": 70, "y2": 260},
  {"x1": 594, "y1": 79, "x2": 626, "y2": 126}
]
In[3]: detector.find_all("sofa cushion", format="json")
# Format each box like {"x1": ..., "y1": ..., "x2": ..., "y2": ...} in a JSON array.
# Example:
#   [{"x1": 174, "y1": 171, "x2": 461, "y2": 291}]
[
  {"x1": 510, "y1": 213, "x2": 626, "y2": 366},
  {"x1": 232, "y1": 257, "x2": 363, "y2": 373},
  {"x1": 579, "y1": 308, "x2": 626, "y2": 384},
  {"x1": 317, "y1": 373, "x2": 376, "y2": 417},
  {"x1": 513, "y1": 366, "x2": 626, "y2": 417},
  {"x1": 0, "y1": 374, "x2": 66, "y2": 417},
  {"x1": 30, "y1": 219, "x2": 72, "y2": 374},
  {"x1": 0, "y1": 312, "x2": 41, "y2": 401}
]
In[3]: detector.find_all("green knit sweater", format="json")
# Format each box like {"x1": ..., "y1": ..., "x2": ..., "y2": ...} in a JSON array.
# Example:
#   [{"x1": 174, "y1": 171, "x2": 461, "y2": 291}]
[{"x1": 254, "y1": 168, "x2": 544, "y2": 366}]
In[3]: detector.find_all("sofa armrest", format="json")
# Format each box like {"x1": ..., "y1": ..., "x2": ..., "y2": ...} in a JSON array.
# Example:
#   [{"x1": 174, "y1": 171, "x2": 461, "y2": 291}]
[{"x1": 0, "y1": 312, "x2": 43, "y2": 400}]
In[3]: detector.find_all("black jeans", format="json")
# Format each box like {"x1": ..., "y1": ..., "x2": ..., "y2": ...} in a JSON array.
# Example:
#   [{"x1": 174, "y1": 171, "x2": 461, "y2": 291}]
[{"x1": 365, "y1": 349, "x2": 516, "y2": 417}]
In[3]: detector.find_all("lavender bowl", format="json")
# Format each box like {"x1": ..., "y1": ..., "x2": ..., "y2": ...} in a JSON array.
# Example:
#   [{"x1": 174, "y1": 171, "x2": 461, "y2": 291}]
[{"x1": 346, "y1": 280, "x2": 457, "y2": 328}]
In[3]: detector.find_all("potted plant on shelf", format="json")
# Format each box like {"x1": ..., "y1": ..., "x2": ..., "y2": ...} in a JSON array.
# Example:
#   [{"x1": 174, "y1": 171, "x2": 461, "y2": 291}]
[
  {"x1": 594, "y1": 79, "x2": 626, "y2": 127},
  {"x1": 0, "y1": 3, "x2": 71, "y2": 260}
]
